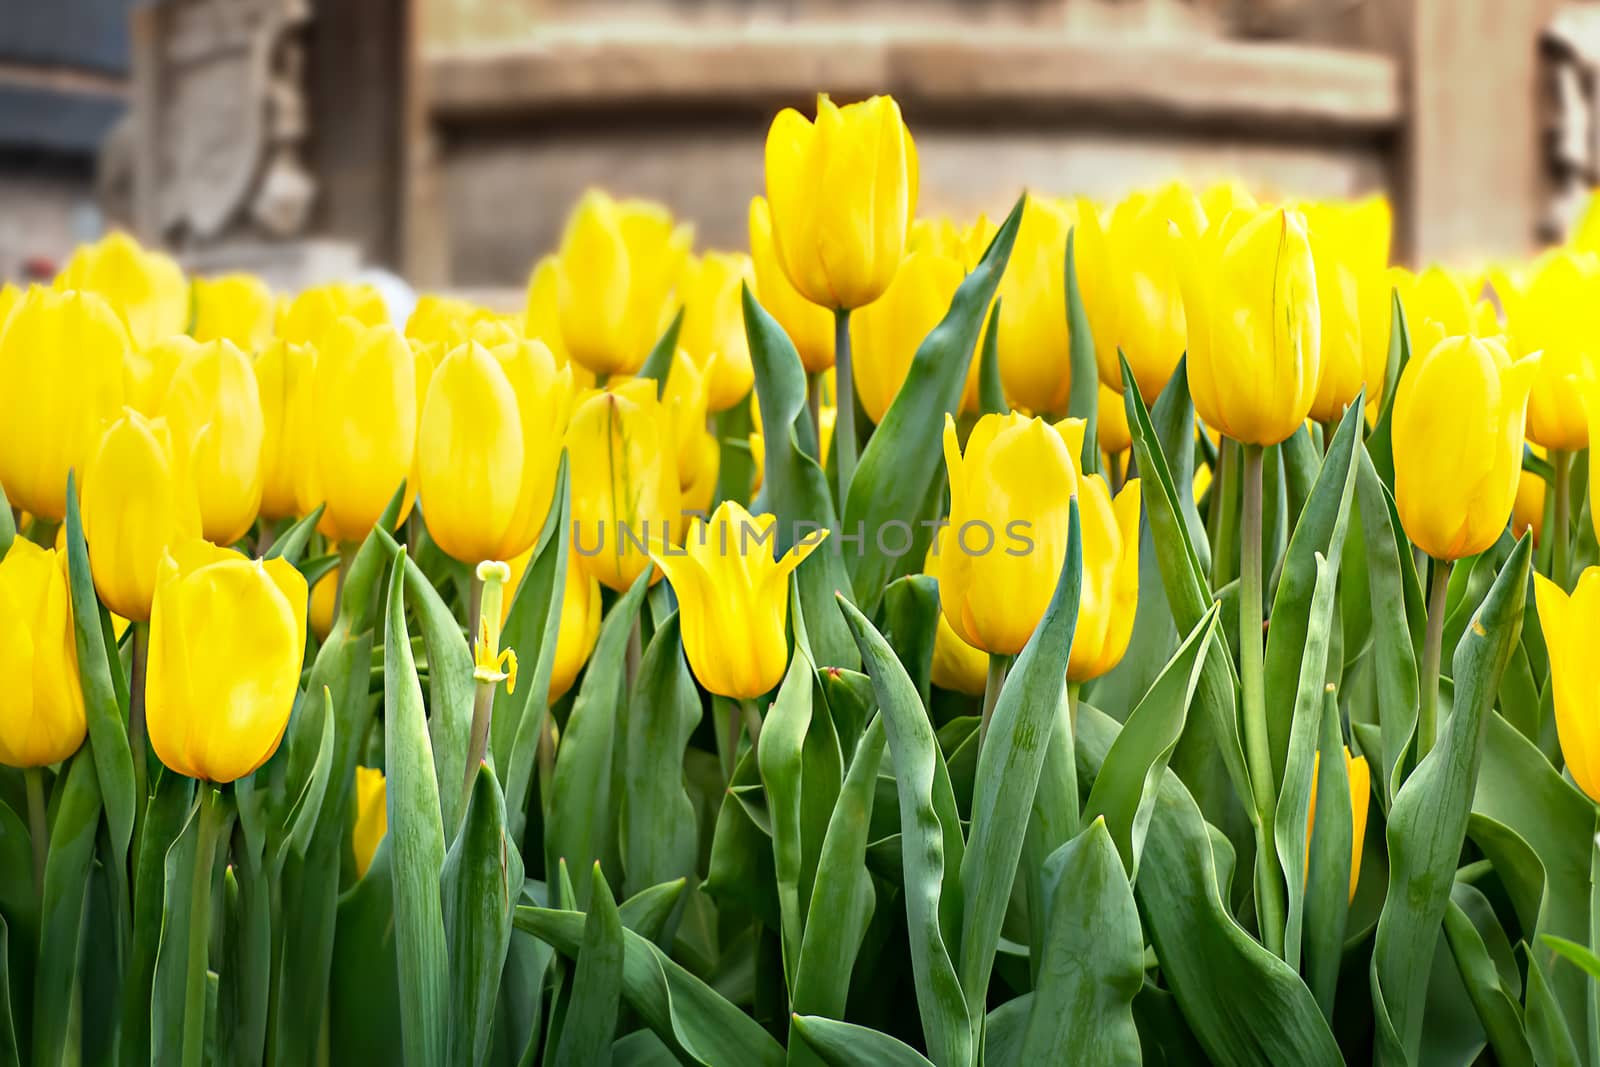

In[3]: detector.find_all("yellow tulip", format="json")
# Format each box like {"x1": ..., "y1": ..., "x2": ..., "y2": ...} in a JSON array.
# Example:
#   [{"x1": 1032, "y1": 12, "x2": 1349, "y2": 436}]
[
  {"x1": 276, "y1": 283, "x2": 388, "y2": 350},
  {"x1": 664, "y1": 349, "x2": 717, "y2": 495},
  {"x1": 910, "y1": 214, "x2": 997, "y2": 272},
  {"x1": 0, "y1": 287, "x2": 130, "y2": 519},
  {"x1": 299, "y1": 318, "x2": 417, "y2": 543},
  {"x1": 1534, "y1": 569, "x2": 1600, "y2": 802},
  {"x1": 764, "y1": 93, "x2": 918, "y2": 310},
  {"x1": 750, "y1": 197, "x2": 837, "y2": 373},
  {"x1": 504, "y1": 546, "x2": 603, "y2": 702},
  {"x1": 405, "y1": 294, "x2": 489, "y2": 347},
  {"x1": 417, "y1": 338, "x2": 571, "y2": 564},
  {"x1": 996, "y1": 197, "x2": 1075, "y2": 416},
  {"x1": 1513, "y1": 443, "x2": 1547, "y2": 545},
  {"x1": 1176, "y1": 206, "x2": 1321, "y2": 447},
  {"x1": 1057, "y1": 419, "x2": 1141, "y2": 682},
  {"x1": 566, "y1": 379, "x2": 681, "y2": 591},
  {"x1": 161, "y1": 339, "x2": 266, "y2": 545},
  {"x1": 1305, "y1": 746, "x2": 1370, "y2": 902},
  {"x1": 352, "y1": 765, "x2": 388, "y2": 878},
  {"x1": 0, "y1": 283, "x2": 19, "y2": 332},
  {"x1": 555, "y1": 190, "x2": 692, "y2": 378},
  {"x1": 146, "y1": 539, "x2": 307, "y2": 783},
  {"x1": 924, "y1": 539, "x2": 988, "y2": 697},
  {"x1": 126, "y1": 335, "x2": 200, "y2": 417},
  {"x1": 939, "y1": 412, "x2": 1077, "y2": 656},
  {"x1": 82, "y1": 410, "x2": 202, "y2": 621},
  {"x1": 524, "y1": 255, "x2": 596, "y2": 390},
  {"x1": 851, "y1": 250, "x2": 967, "y2": 424},
  {"x1": 679, "y1": 253, "x2": 755, "y2": 413},
  {"x1": 1302, "y1": 196, "x2": 1393, "y2": 421},
  {"x1": 1099, "y1": 383, "x2": 1132, "y2": 456},
  {"x1": 1199, "y1": 179, "x2": 1260, "y2": 225},
  {"x1": 1502, "y1": 250, "x2": 1600, "y2": 451},
  {"x1": 54, "y1": 231, "x2": 189, "y2": 348},
  {"x1": 309, "y1": 567, "x2": 337, "y2": 642},
  {"x1": 192, "y1": 274, "x2": 275, "y2": 351},
  {"x1": 647, "y1": 500, "x2": 827, "y2": 698},
  {"x1": 0, "y1": 539, "x2": 87, "y2": 768},
  {"x1": 1393, "y1": 335, "x2": 1538, "y2": 560},
  {"x1": 255, "y1": 340, "x2": 318, "y2": 521},
  {"x1": 749, "y1": 405, "x2": 834, "y2": 496},
  {"x1": 1390, "y1": 266, "x2": 1498, "y2": 349}
]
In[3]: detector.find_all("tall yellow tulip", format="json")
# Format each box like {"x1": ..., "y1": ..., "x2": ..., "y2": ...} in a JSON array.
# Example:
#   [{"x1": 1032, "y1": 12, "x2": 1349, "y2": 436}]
[
  {"x1": 0, "y1": 287, "x2": 130, "y2": 520},
  {"x1": 996, "y1": 197, "x2": 1075, "y2": 416},
  {"x1": 192, "y1": 273, "x2": 276, "y2": 351},
  {"x1": 1302, "y1": 196, "x2": 1393, "y2": 421},
  {"x1": 417, "y1": 338, "x2": 572, "y2": 564},
  {"x1": 277, "y1": 282, "x2": 389, "y2": 350},
  {"x1": 1390, "y1": 266, "x2": 1497, "y2": 349},
  {"x1": 1176, "y1": 206, "x2": 1322, "y2": 447},
  {"x1": 255, "y1": 340, "x2": 318, "y2": 521},
  {"x1": 352, "y1": 765, "x2": 388, "y2": 878},
  {"x1": 1534, "y1": 569, "x2": 1600, "y2": 801},
  {"x1": 680, "y1": 252, "x2": 756, "y2": 413},
  {"x1": 161, "y1": 339, "x2": 266, "y2": 545},
  {"x1": 299, "y1": 318, "x2": 417, "y2": 543},
  {"x1": 555, "y1": 190, "x2": 692, "y2": 378},
  {"x1": 749, "y1": 196, "x2": 835, "y2": 373},
  {"x1": 54, "y1": 231, "x2": 189, "y2": 348},
  {"x1": 764, "y1": 93, "x2": 918, "y2": 311},
  {"x1": 647, "y1": 500, "x2": 827, "y2": 698},
  {"x1": 1305, "y1": 746, "x2": 1370, "y2": 902},
  {"x1": 505, "y1": 546, "x2": 603, "y2": 702},
  {"x1": 524, "y1": 255, "x2": 596, "y2": 390},
  {"x1": 566, "y1": 379, "x2": 680, "y2": 591},
  {"x1": 0, "y1": 539, "x2": 86, "y2": 768},
  {"x1": 1057, "y1": 419, "x2": 1140, "y2": 682},
  {"x1": 146, "y1": 539, "x2": 307, "y2": 783},
  {"x1": 938, "y1": 412, "x2": 1077, "y2": 656},
  {"x1": 1502, "y1": 250, "x2": 1600, "y2": 451},
  {"x1": 851, "y1": 249, "x2": 966, "y2": 424}
]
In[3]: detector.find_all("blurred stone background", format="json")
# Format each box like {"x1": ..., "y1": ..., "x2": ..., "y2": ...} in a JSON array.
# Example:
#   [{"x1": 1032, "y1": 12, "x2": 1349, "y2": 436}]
[{"x1": 1, "y1": 0, "x2": 1597, "y2": 296}]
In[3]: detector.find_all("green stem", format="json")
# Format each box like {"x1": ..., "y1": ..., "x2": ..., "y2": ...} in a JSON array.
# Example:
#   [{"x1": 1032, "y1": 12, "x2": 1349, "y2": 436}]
[
  {"x1": 331, "y1": 542, "x2": 360, "y2": 624},
  {"x1": 1553, "y1": 449, "x2": 1572, "y2": 589},
  {"x1": 130, "y1": 622, "x2": 150, "y2": 873},
  {"x1": 1212, "y1": 439, "x2": 1242, "y2": 591},
  {"x1": 1067, "y1": 682, "x2": 1082, "y2": 737},
  {"x1": 25, "y1": 767, "x2": 47, "y2": 902},
  {"x1": 1240, "y1": 443, "x2": 1285, "y2": 957},
  {"x1": 1107, "y1": 451, "x2": 1124, "y2": 494},
  {"x1": 1588, "y1": 816, "x2": 1600, "y2": 1063},
  {"x1": 535, "y1": 705, "x2": 556, "y2": 815},
  {"x1": 807, "y1": 371, "x2": 823, "y2": 459},
  {"x1": 724, "y1": 702, "x2": 742, "y2": 781},
  {"x1": 1417, "y1": 558, "x2": 1453, "y2": 762},
  {"x1": 183, "y1": 788, "x2": 225, "y2": 1067},
  {"x1": 24, "y1": 516, "x2": 60, "y2": 548},
  {"x1": 980, "y1": 654, "x2": 1010, "y2": 745},
  {"x1": 833, "y1": 309, "x2": 857, "y2": 507},
  {"x1": 741, "y1": 698, "x2": 765, "y2": 752}
]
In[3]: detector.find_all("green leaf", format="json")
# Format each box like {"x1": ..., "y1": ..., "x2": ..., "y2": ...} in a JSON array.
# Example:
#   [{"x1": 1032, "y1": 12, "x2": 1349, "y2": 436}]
[
  {"x1": 383, "y1": 548, "x2": 450, "y2": 1067},
  {"x1": 329, "y1": 840, "x2": 404, "y2": 1064},
  {"x1": 263, "y1": 502, "x2": 326, "y2": 564},
  {"x1": 1364, "y1": 289, "x2": 1412, "y2": 488},
  {"x1": 1302, "y1": 687, "x2": 1351, "y2": 1017},
  {"x1": 792, "y1": 1015, "x2": 936, "y2": 1067},
  {"x1": 1526, "y1": 948, "x2": 1583, "y2": 1067},
  {"x1": 1443, "y1": 886, "x2": 1534, "y2": 1067},
  {"x1": 620, "y1": 612, "x2": 700, "y2": 905},
  {"x1": 32, "y1": 751, "x2": 103, "y2": 1067},
  {"x1": 551, "y1": 865, "x2": 624, "y2": 1067},
  {"x1": 1064, "y1": 228, "x2": 1099, "y2": 467},
  {"x1": 843, "y1": 195, "x2": 1024, "y2": 612},
  {"x1": 637, "y1": 306, "x2": 685, "y2": 395},
  {"x1": 0, "y1": 915, "x2": 18, "y2": 1067},
  {"x1": 702, "y1": 745, "x2": 779, "y2": 931},
  {"x1": 977, "y1": 299, "x2": 1007, "y2": 416},
  {"x1": 1371, "y1": 534, "x2": 1531, "y2": 1065},
  {"x1": 120, "y1": 769, "x2": 194, "y2": 1066},
  {"x1": 277, "y1": 688, "x2": 336, "y2": 867},
  {"x1": 617, "y1": 879, "x2": 687, "y2": 943},
  {"x1": 879, "y1": 574, "x2": 940, "y2": 710},
  {"x1": 1542, "y1": 935, "x2": 1600, "y2": 981}
]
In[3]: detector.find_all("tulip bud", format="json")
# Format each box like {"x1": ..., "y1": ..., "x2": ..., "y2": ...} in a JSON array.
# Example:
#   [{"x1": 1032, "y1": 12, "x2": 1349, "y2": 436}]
[
  {"x1": 1098, "y1": 383, "x2": 1132, "y2": 456},
  {"x1": 1305, "y1": 746, "x2": 1370, "y2": 902},
  {"x1": 1056, "y1": 419, "x2": 1141, "y2": 682},
  {"x1": 300, "y1": 318, "x2": 418, "y2": 543},
  {"x1": 1393, "y1": 335, "x2": 1538, "y2": 560},
  {"x1": 146, "y1": 539, "x2": 307, "y2": 783},
  {"x1": 524, "y1": 255, "x2": 596, "y2": 390},
  {"x1": 939, "y1": 412, "x2": 1078, "y2": 656},
  {"x1": 555, "y1": 191, "x2": 692, "y2": 378},
  {"x1": 647, "y1": 501, "x2": 827, "y2": 698},
  {"x1": 192, "y1": 273, "x2": 276, "y2": 352},
  {"x1": 680, "y1": 252, "x2": 756, "y2": 412},
  {"x1": 566, "y1": 380, "x2": 681, "y2": 591},
  {"x1": 255, "y1": 340, "x2": 318, "y2": 521},
  {"x1": 1502, "y1": 251, "x2": 1600, "y2": 451},
  {"x1": 850, "y1": 250, "x2": 966, "y2": 424},
  {"x1": 1177, "y1": 206, "x2": 1322, "y2": 447},
  {"x1": 764, "y1": 93, "x2": 918, "y2": 311},
  {"x1": 996, "y1": 197, "x2": 1075, "y2": 416},
  {"x1": 277, "y1": 282, "x2": 389, "y2": 351},
  {"x1": 749, "y1": 196, "x2": 835, "y2": 373},
  {"x1": 126, "y1": 335, "x2": 201, "y2": 417},
  {"x1": 309, "y1": 567, "x2": 337, "y2": 642},
  {"x1": 1534, "y1": 569, "x2": 1600, "y2": 802},
  {"x1": 0, "y1": 287, "x2": 130, "y2": 519},
  {"x1": 352, "y1": 765, "x2": 388, "y2": 878},
  {"x1": 0, "y1": 540, "x2": 87, "y2": 768},
  {"x1": 162, "y1": 339, "x2": 267, "y2": 545},
  {"x1": 1301, "y1": 196, "x2": 1393, "y2": 421},
  {"x1": 54, "y1": 232, "x2": 189, "y2": 349}
]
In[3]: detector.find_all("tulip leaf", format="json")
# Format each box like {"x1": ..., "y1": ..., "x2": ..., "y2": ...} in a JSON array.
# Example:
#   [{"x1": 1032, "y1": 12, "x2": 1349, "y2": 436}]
[
  {"x1": 218, "y1": 831, "x2": 272, "y2": 1067},
  {"x1": 842, "y1": 194, "x2": 1024, "y2": 615},
  {"x1": 1064, "y1": 227, "x2": 1099, "y2": 469},
  {"x1": 744, "y1": 284, "x2": 858, "y2": 670},
  {"x1": 551, "y1": 864, "x2": 625, "y2": 1067},
  {"x1": 1303, "y1": 687, "x2": 1352, "y2": 1017},
  {"x1": 1543, "y1": 935, "x2": 1600, "y2": 982},
  {"x1": 714, "y1": 401, "x2": 757, "y2": 513},
  {"x1": 837, "y1": 594, "x2": 972, "y2": 1067},
  {"x1": 263, "y1": 502, "x2": 325, "y2": 565},
  {"x1": 879, "y1": 574, "x2": 939, "y2": 710},
  {"x1": 1371, "y1": 534, "x2": 1531, "y2": 1064},
  {"x1": 1365, "y1": 289, "x2": 1411, "y2": 488},
  {"x1": 0, "y1": 483, "x2": 13, "y2": 558},
  {"x1": 0, "y1": 915, "x2": 17, "y2": 1067},
  {"x1": 1017, "y1": 819, "x2": 1143, "y2": 1066},
  {"x1": 1443, "y1": 886, "x2": 1535, "y2": 1067},
  {"x1": 637, "y1": 306, "x2": 684, "y2": 397},
  {"x1": 514, "y1": 905, "x2": 786, "y2": 1066},
  {"x1": 272, "y1": 685, "x2": 335, "y2": 875},
  {"x1": 702, "y1": 744, "x2": 780, "y2": 931},
  {"x1": 978, "y1": 298, "x2": 1007, "y2": 415},
  {"x1": 32, "y1": 752, "x2": 103, "y2": 1067},
  {"x1": 1526, "y1": 948, "x2": 1584, "y2": 1067},
  {"x1": 329, "y1": 839, "x2": 404, "y2": 1064},
  {"x1": 792, "y1": 1014, "x2": 937, "y2": 1067},
  {"x1": 382, "y1": 548, "x2": 451, "y2": 1067},
  {"x1": 120, "y1": 768, "x2": 195, "y2": 1066},
  {"x1": 547, "y1": 563, "x2": 649, "y2": 905}
]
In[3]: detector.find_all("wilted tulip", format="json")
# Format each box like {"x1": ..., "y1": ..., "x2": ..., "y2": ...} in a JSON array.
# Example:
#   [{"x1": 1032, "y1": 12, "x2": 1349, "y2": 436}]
[
  {"x1": 299, "y1": 318, "x2": 417, "y2": 543},
  {"x1": 524, "y1": 255, "x2": 596, "y2": 390},
  {"x1": 146, "y1": 540, "x2": 307, "y2": 782},
  {"x1": 1176, "y1": 206, "x2": 1322, "y2": 447},
  {"x1": 277, "y1": 282, "x2": 389, "y2": 350},
  {"x1": 996, "y1": 197, "x2": 1075, "y2": 416},
  {"x1": 255, "y1": 340, "x2": 318, "y2": 521},
  {"x1": 680, "y1": 252, "x2": 755, "y2": 412},
  {"x1": 352, "y1": 765, "x2": 388, "y2": 878},
  {"x1": 648, "y1": 500, "x2": 827, "y2": 698},
  {"x1": 1305, "y1": 746, "x2": 1370, "y2": 902},
  {"x1": 0, "y1": 287, "x2": 130, "y2": 520},
  {"x1": 764, "y1": 93, "x2": 918, "y2": 311},
  {"x1": 1057, "y1": 419, "x2": 1140, "y2": 682},
  {"x1": 566, "y1": 379, "x2": 680, "y2": 591},
  {"x1": 1392, "y1": 335, "x2": 1538, "y2": 560},
  {"x1": 54, "y1": 231, "x2": 189, "y2": 349},
  {"x1": 1302, "y1": 196, "x2": 1393, "y2": 421},
  {"x1": 851, "y1": 249, "x2": 966, "y2": 424},
  {"x1": 0, "y1": 539, "x2": 87, "y2": 768},
  {"x1": 161, "y1": 339, "x2": 266, "y2": 545},
  {"x1": 939, "y1": 412, "x2": 1077, "y2": 656},
  {"x1": 82, "y1": 410, "x2": 202, "y2": 621},
  {"x1": 1501, "y1": 250, "x2": 1600, "y2": 451},
  {"x1": 1534, "y1": 569, "x2": 1600, "y2": 801},
  {"x1": 555, "y1": 191, "x2": 692, "y2": 378},
  {"x1": 192, "y1": 273, "x2": 276, "y2": 351},
  {"x1": 749, "y1": 196, "x2": 836, "y2": 373}
]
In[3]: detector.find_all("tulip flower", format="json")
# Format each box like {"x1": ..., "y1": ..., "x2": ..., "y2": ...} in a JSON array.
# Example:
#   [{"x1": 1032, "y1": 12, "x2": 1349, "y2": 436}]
[
  {"x1": 146, "y1": 539, "x2": 307, "y2": 782},
  {"x1": 663, "y1": 349, "x2": 718, "y2": 498},
  {"x1": 647, "y1": 500, "x2": 828, "y2": 698},
  {"x1": 524, "y1": 255, "x2": 596, "y2": 390},
  {"x1": 1390, "y1": 266, "x2": 1497, "y2": 349},
  {"x1": 299, "y1": 318, "x2": 418, "y2": 543},
  {"x1": 1099, "y1": 383, "x2": 1132, "y2": 457},
  {"x1": 750, "y1": 405, "x2": 834, "y2": 496},
  {"x1": 126, "y1": 335, "x2": 201, "y2": 417},
  {"x1": 1057, "y1": 419, "x2": 1141, "y2": 682},
  {"x1": 352, "y1": 765, "x2": 388, "y2": 878},
  {"x1": 1513, "y1": 447, "x2": 1547, "y2": 546},
  {"x1": 1305, "y1": 746, "x2": 1370, "y2": 902},
  {"x1": 749, "y1": 196, "x2": 836, "y2": 374},
  {"x1": 555, "y1": 191, "x2": 692, "y2": 378},
  {"x1": 255, "y1": 340, "x2": 318, "y2": 521},
  {"x1": 911, "y1": 214, "x2": 997, "y2": 272},
  {"x1": 0, "y1": 287, "x2": 130, "y2": 520},
  {"x1": 417, "y1": 338, "x2": 572, "y2": 565},
  {"x1": 1176, "y1": 205, "x2": 1321, "y2": 447},
  {"x1": 192, "y1": 273, "x2": 276, "y2": 351},
  {"x1": 851, "y1": 249, "x2": 967, "y2": 424},
  {"x1": 161, "y1": 339, "x2": 266, "y2": 545},
  {"x1": 1500, "y1": 250, "x2": 1600, "y2": 451},
  {"x1": 0, "y1": 539, "x2": 87, "y2": 768},
  {"x1": 1302, "y1": 196, "x2": 1393, "y2": 421},
  {"x1": 996, "y1": 197, "x2": 1075, "y2": 416},
  {"x1": 939, "y1": 412, "x2": 1077, "y2": 656},
  {"x1": 1534, "y1": 569, "x2": 1600, "y2": 802},
  {"x1": 0, "y1": 282, "x2": 18, "y2": 329},
  {"x1": 505, "y1": 546, "x2": 603, "y2": 702},
  {"x1": 54, "y1": 231, "x2": 189, "y2": 349},
  {"x1": 309, "y1": 567, "x2": 337, "y2": 642},
  {"x1": 566, "y1": 379, "x2": 681, "y2": 591},
  {"x1": 1199, "y1": 180, "x2": 1260, "y2": 224},
  {"x1": 679, "y1": 252, "x2": 756, "y2": 412},
  {"x1": 924, "y1": 539, "x2": 987, "y2": 697},
  {"x1": 764, "y1": 93, "x2": 918, "y2": 311},
  {"x1": 82, "y1": 410, "x2": 203, "y2": 621},
  {"x1": 277, "y1": 282, "x2": 389, "y2": 350},
  {"x1": 405, "y1": 294, "x2": 489, "y2": 347}
]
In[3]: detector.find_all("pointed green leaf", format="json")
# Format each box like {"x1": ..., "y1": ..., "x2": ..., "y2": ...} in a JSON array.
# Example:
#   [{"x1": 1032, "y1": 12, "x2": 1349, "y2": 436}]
[
  {"x1": 792, "y1": 1015, "x2": 936, "y2": 1067},
  {"x1": 551, "y1": 864, "x2": 623, "y2": 1067}
]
